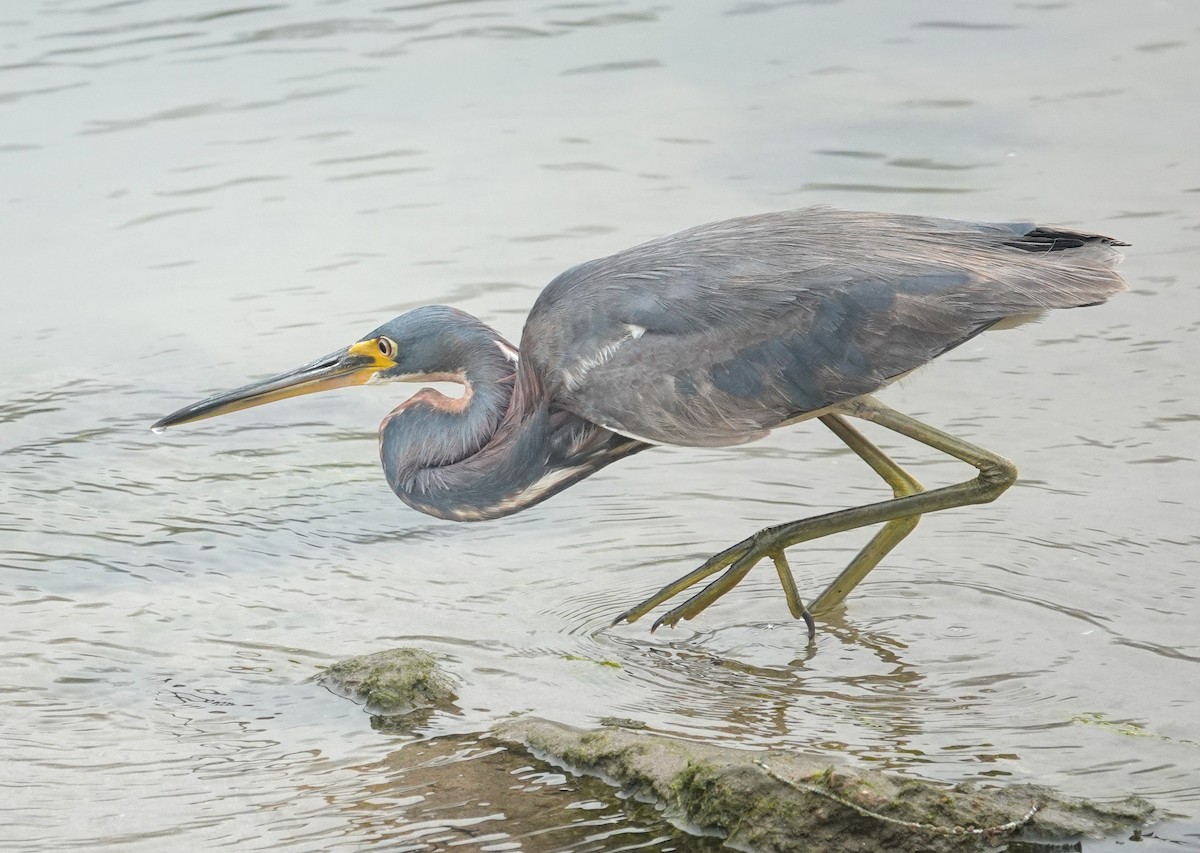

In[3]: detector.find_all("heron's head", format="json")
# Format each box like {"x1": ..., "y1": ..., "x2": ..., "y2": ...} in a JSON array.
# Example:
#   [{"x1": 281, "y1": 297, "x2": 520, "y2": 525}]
[{"x1": 152, "y1": 306, "x2": 502, "y2": 431}]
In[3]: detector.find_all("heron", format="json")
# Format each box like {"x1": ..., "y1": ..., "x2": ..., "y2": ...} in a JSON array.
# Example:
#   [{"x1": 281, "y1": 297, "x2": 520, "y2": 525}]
[{"x1": 153, "y1": 207, "x2": 1128, "y2": 635}]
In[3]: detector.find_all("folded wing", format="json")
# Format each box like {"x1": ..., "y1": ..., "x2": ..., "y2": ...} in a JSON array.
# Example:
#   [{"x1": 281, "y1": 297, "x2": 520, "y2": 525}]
[{"x1": 520, "y1": 207, "x2": 1127, "y2": 447}]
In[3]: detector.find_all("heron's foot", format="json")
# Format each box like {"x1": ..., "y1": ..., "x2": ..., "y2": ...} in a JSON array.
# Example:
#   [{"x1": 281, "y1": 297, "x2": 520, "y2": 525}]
[
  {"x1": 612, "y1": 528, "x2": 816, "y2": 637},
  {"x1": 613, "y1": 507, "x2": 919, "y2": 638},
  {"x1": 655, "y1": 536, "x2": 819, "y2": 636}
]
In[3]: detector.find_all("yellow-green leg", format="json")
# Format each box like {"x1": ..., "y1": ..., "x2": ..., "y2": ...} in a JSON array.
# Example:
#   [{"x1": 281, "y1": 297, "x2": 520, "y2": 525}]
[
  {"x1": 614, "y1": 406, "x2": 925, "y2": 629},
  {"x1": 807, "y1": 413, "x2": 924, "y2": 615},
  {"x1": 756, "y1": 414, "x2": 925, "y2": 637},
  {"x1": 613, "y1": 395, "x2": 1016, "y2": 631}
]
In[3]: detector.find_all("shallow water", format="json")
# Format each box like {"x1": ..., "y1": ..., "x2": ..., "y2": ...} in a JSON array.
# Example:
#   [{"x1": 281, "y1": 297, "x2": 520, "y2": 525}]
[{"x1": 3, "y1": 0, "x2": 1199, "y2": 849}]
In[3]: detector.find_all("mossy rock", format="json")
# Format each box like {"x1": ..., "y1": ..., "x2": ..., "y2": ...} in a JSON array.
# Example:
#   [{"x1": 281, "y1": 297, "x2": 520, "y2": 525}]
[
  {"x1": 319, "y1": 647, "x2": 457, "y2": 717},
  {"x1": 494, "y1": 718, "x2": 1155, "y2": 853}
]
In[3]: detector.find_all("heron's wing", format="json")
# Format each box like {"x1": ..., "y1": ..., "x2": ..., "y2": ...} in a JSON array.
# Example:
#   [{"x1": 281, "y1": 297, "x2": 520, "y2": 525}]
[{"x1": 521, "y1": 207, "x2": 1127, "y2": 447}]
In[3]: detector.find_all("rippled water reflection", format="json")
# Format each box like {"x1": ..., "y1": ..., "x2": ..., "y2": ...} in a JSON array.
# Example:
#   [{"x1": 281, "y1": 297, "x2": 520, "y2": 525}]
[{"x1": 3, "y1": 0, "x2": 1199, "y2": 849}]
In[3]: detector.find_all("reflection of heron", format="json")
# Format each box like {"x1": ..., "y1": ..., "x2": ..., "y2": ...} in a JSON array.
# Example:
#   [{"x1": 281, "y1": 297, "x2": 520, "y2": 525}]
[{"x1": 153, "y1": 208, "x2": 1127, "y2": 634}]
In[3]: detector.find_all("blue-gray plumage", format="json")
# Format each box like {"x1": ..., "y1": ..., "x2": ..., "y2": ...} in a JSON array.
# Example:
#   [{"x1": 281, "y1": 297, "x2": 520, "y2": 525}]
[
  {"x1": 525, "y1": 209, "x2": 1124, "y2": 447},
  {"x1": 153, "y1": 207, "x2": 1128, "y2": 633}
]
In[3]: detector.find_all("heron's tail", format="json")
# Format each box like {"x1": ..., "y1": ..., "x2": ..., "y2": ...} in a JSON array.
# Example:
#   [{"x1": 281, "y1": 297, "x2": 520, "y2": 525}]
[{"x1": 963, "y1": 221, "x2": 1130, "y2": 322}]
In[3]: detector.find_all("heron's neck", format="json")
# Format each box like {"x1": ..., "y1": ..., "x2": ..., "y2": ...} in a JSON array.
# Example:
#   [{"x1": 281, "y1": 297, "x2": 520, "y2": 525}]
[
  {"x1": 380, "y1": 344, "x2": 647, "y2": 522},
  {"x1": 379, "y1": 328, "x2": 516, "y2": 501}
]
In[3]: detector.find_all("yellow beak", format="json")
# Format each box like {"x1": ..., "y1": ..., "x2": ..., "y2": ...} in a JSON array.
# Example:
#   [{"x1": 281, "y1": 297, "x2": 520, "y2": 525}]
[{"x1": 152, "y1": 339, "x2": 394, "y2": 431}]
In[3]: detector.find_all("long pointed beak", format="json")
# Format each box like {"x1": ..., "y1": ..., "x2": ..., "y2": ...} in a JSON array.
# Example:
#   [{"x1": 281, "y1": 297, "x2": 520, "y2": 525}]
[{"x1": 151, "y1": 340, "x2": 393, "y2": 432}]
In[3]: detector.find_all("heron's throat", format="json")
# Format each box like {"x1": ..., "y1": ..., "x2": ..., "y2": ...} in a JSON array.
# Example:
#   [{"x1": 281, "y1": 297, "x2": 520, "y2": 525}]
[
  {"x1": 377, "y1": 333, "x2": 517, "y2": 501},
  {"x1": 382, "y1": 382, "x2": 511, "y2": 478}
]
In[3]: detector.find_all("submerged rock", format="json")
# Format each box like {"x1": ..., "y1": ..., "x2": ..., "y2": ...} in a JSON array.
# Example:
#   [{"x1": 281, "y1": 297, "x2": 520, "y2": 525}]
[
  {"x1": 318, "y1": 647, "x2": 457, "y2": 717},
  {"x1": 314, "y1": 654, "x2": 1158, "y2": 850},
  {"x1": 493, "y1": 718, "x2": 1155, "y2": 853}
]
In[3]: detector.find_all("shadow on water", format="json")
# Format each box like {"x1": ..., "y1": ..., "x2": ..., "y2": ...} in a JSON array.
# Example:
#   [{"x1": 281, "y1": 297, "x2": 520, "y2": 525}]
[{"x1": 325, "y1": 733, "x2": 727, "y2": 850}]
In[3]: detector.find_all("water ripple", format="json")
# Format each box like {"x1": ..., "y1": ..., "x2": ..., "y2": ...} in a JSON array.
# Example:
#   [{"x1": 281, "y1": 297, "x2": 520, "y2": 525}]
[{"x1": 2, "y1": 0, "x2": 1199, "y2": 848}]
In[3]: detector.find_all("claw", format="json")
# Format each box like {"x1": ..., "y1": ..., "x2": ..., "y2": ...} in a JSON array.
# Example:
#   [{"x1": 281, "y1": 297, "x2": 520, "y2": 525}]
[
  {"x1": 801, "y1": 608, "x2": 816, "y2": 640},
  {"x1": 611, "y1": 608, "x2": 637, "y2": 627}
]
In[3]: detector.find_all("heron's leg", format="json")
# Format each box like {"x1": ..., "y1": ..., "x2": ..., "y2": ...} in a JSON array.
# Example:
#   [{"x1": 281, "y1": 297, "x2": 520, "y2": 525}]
[
  {"x1": 618, "y1": 396, "x2": 1015, "y2": 630},
  {"x1": 807, "y1": 414, "x2": 924, "y2": 615},
  {"x1": 614, "y1": 409, "x2": 925, "y2": 628},
  {"x1": 647, "y1": 410, "x2": 930, "y2": 631},
  {"x1": 760, "y1": 415, "x2": 923, "y2": 636},
  {"x1": 770, "y1": 551, "x2": 816, "y2": 636}
]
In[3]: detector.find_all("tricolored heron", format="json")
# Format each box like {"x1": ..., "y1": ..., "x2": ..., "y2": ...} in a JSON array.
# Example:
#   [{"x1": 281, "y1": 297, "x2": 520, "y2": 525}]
[{"x1": 153, "y1": 207, "x2": 1127, "y2": 635}]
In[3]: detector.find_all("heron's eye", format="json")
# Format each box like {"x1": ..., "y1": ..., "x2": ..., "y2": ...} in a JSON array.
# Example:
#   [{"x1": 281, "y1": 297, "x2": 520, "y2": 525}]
[{"x1": 378, "y1": 337, "x2": 397, "y2": 358}]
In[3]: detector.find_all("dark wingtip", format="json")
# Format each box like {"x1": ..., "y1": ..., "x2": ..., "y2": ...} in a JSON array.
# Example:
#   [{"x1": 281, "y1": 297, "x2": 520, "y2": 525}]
[{"x1": 1005, "y1": 226, "x2": 1129, "y2": 253}]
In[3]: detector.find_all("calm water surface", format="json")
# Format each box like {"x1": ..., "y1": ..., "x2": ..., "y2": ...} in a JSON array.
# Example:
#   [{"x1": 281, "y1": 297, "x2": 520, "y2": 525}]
[{"x1": 3, "y1": 0, "x2": 1199, "y2": 849}]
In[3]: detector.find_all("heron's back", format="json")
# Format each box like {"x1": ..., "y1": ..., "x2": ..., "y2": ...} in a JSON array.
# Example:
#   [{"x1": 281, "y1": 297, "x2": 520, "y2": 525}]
[{"x1": 520, "y1": 207, "x2": 1127, "y2": 447}]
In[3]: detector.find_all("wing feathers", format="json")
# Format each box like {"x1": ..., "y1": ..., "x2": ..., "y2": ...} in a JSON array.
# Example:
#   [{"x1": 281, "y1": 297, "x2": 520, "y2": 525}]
[{"x1": 521, "y1": 207, "x2": 1127, "y2": 447}]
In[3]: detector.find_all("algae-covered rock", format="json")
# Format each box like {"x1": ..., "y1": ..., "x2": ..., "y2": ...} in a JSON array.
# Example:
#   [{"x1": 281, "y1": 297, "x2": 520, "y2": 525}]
[
  {"x1": 319, "y1": 647, "x2": 457, "y2": 717},
  {"x1": 494, "y1": 718, "x2": 1155, "y2": 853}
]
